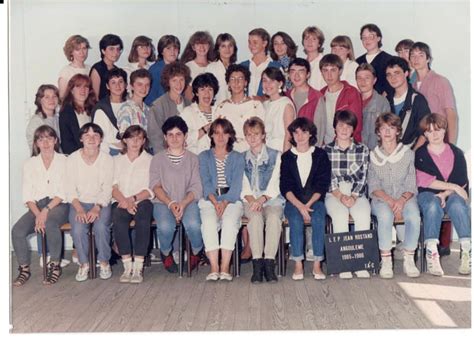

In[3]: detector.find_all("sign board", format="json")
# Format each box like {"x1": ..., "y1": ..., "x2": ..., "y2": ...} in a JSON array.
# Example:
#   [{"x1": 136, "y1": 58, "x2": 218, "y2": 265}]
[{"x1": 325, "y1": 229, "x2": 379, "y2": 275}]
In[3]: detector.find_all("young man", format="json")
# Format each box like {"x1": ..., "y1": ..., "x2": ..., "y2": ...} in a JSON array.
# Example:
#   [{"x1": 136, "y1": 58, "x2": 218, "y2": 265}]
[
  {"x1": 286, "y1": 58, "x2": 326, "y2": 146},
  {"x1": 240, "y1": 28, "x2": 280, "y2": 99},
  {"x1": 385, "y1": 56, "x2": 430, "y2": 149},
  {"x1": 356, "y1": 63, "x2": 390, "y2": 150},
  {"x1": 356, "y1": 24, "x2": 392, "y2": 96},
  {"x1": 410, "y1": 41, "x2": 458, "y2": 143},
  {"x1": 319, "y1": 54, "x2": 362, "y2": 144},
  {"x1": 302, "y1": 26, "x2": 326, "y2": 91},
  {"x1": 395, "y1": 39, "x2": 416, "y2": 84}
]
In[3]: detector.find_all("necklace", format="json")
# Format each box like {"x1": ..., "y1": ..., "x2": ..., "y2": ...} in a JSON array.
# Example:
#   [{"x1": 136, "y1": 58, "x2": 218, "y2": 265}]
[{"x1": 230, "y1": 96, "x2": 247, "y2": 105}]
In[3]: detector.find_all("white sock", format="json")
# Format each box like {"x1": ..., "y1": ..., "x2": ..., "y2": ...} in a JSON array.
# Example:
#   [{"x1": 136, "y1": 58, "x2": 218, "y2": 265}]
[{"x1": 460, "y1": 240, "x2": 471, "y2": 252}]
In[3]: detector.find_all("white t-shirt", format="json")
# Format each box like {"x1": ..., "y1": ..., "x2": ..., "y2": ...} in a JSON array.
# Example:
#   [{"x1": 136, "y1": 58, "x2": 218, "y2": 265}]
[
  {"x1": 291, "y1": 146, "x2": 315, "y2": 187},
  {"x1": 308, "y1": 54, "x2": 325, "y2": 90}
]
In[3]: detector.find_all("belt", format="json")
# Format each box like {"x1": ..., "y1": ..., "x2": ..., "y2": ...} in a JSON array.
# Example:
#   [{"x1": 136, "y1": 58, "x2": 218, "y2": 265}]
[{"x1": 216, "y1": 187, "x2": 230, "y2": 196}]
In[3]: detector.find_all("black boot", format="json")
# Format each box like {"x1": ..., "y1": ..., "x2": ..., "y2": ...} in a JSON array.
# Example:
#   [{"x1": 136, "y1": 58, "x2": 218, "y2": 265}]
[
  {"x1": 263, "y1": 259, "x2": 278, "y2": 283},
  {"x1": 251, "y1": 259, "x2": 264, "y2": 283}
]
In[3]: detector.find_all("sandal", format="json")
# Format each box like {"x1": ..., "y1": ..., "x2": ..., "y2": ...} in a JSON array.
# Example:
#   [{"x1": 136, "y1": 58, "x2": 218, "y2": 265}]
[
  {"x1": 43, "y1": 262, "x2": 62, "y2": 285},
  {"x1": 13, "y1": 265, "x2": 31, "y2": 287}
]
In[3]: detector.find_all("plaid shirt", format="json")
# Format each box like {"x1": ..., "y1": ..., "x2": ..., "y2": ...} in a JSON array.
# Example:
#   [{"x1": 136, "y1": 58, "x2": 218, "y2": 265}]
[{"x1": 324, "y1": 141, "x2": 369, "y2": 197}]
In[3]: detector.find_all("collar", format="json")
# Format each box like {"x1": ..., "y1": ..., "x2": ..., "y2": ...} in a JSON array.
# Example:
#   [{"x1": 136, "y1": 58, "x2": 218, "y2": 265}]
[
  {"x1": 290, "y1": 146, "x2": 315, "y2": 156},
  {"x1": 246, "y1": 145, "x2": 269, "y2": 164},
  {"x1": 370, "y1": 143, "x2": 408, "y2": 166}
]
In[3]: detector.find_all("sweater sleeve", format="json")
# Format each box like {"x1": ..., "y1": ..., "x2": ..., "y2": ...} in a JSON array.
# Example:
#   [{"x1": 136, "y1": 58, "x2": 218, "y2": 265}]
[
  {"x1": 186, "y1": 154, "x2": 203, "y2": 201},
  {"x1": 402, "y1": 150, "x2": 418, "y2": 195},
  {"x1": 148, "y1": 154, "x2": 162, "y2": 191},
  {"x1": 367, "y1": 159, "x2": 382, "y2": 197},
  {"x1": 279, "y1": 152, "x2": 296, "y2": 199}
]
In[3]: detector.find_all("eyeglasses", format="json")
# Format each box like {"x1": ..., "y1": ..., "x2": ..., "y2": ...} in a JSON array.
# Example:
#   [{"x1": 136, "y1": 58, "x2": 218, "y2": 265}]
[
  {"x1": 361, "y1": 34, "x2": 377, "y2": 41},
  {"x1": 229, "y1": 77, "x2": 245, "y2": 82}
]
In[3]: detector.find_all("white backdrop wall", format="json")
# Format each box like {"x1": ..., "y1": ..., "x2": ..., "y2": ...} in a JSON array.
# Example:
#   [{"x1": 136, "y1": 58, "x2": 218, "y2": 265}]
[{"x1": 9, "y1": 0, "x2": 470, "y2": 247}]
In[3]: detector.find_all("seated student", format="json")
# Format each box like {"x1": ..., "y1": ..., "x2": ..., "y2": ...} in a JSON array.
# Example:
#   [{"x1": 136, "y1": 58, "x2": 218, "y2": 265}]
[
  {"x1": 301, "y1": 26, "x2": 326, "y2": 91},
  {"x1": 90, "y1": 34, "x2": 123, "y2": 101},
  {"x1": 12, "y1": 126, "x2": 69, "y2": 287},
  {"x1": 145, "y1": 35, "x2": 181, "y2": 106},
  {"x1": 394, "y1": 39, "x2": 416, "y2": 83},
  {"x1": 356, "y1": 63, "x2": 391, "y2": 150},
  {"x1": 324, "y1": 110, "x2": 371, "y2": 279},
  {"x1": 280, "y1": 117, "x2": 331, "y2": 280},
  {"x1": 150, "y1": 116, "x2": 203, "y2": 273},
  {"x1": 241, "y1": 117, "x2": 284, "y2": 283},
  {"x1": 368, "y1": 113, "x2": 421, "y2": 279},
  {"x1": 410, "y1": 42, "x2": 458, "y2": 143},
  {"x1": 285, "y1": 58, "x2": 326, "y2": 146},
  {"x1": 319, "y1": 54, "x2": 363, "y2": 144},
  {"x1": 415, "y1": 113, "x2": 471, "y2": 276},
  {"x1": 58, "y1": 35, "x2": 91, "y2": 100},
  {"x1": 356, "y1": 23, "x2": 392, "y2": 96},
  {"x1": 330, "y1": 35, "x2": 358, "y2": 88},
  {"x1": 240, "y1": 28, "x2": 281, "y2": 99},
  {"x1": 148, "y1": 61, "x2": 192, "y2": 153},
  {"x1": 117, "y1": 69, "x2": 151, "y2": 136},
  {"x1": 385, "y1": 56, "x2": 431, "y2": 149},
  {"x1": 270, "y1": 31, "x2": 298, "y2": 90},
  {"x1": 198, "y1": 118, "x2": 244, "y2": 281},
  {"x1": 66, "y1": 123, "x2": 114, "y2": 282},
  {"x1": 112, "y1": 125, "x2": 153, "y2": 283},
  {"x1": 91, "y1": 68, "x2": 127, "y2": 155}
]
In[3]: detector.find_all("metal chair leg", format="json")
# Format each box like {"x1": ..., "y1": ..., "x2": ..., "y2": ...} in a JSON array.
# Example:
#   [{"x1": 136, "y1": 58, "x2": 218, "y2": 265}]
[
  {"x1": 186, "y1": 235, "x2": 192, "y2": 277},
  {"x1": 41, "y1": 232, "x2": 48, "y2": 281},
  {"x1": 277, "y1": 225, "x2": 284, "y2": 277},
  {"x1": 177, "y1": 221, "x2": 184, "y2": 278},
  {"x1": 89, "y1": 223, "x2": 97, "y2": 279},
  {"x1": 233, "y1": 230, "x2": 240, "y2": 277}
]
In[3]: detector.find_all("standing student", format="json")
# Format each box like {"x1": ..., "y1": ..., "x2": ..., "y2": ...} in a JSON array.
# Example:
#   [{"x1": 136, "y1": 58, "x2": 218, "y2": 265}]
[
  {"x1": 270, "y1": 31, "x2": 297, "y2": 90},
  {"x1": 302, "y1": 26, "x2": 326, "y2": 91},
  {"x1": 124, "y1": 35, "x2": 155, "y2": 95},
  {"x1": 395, "y1": 39, "x2": 416, "y2": 83},
  {"x1": 330, "y1": 35, "x2": 358, "y2": 88},
  {"x1": 90, "y1": 34, "x2": 123, "y2": 100}
]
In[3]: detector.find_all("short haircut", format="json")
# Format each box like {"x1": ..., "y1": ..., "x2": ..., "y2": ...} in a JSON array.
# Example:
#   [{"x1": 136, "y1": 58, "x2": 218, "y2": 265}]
[
  {"x1": 287, "y1": 117, "x2": 317, "y2": 146},
  {"x1": 288, "y1": 57, "x2": 311, "y2": 74},
  {"x1": 105, "y1": 68, "x2": 128, "y2": 101},
  {"x1": 191, "y1": 72, "x2": 219, "y2": 104},
  {"x1": 419, "y1": 113, "x2": 448, "y2": 133},
  {"x1": 181, "y1": 31, "x2": 215, "y2": 63},
  {"x1": 121, "y1": 125, "x2": 148, "y2": 154},
  {"x1": 248, "y1": 28, "x2": 271, "y2": 55},
  {"x1": 243, "y1": 116, "x2": 266, "y2": 137},
  {"x1": 360, "y1": 23, "x2": 383, "y2": 48},
  {"x1": 270, "y1": 31, "x2": 298, "y2": 61},
  {"x1": 34, "y1": 84, "x2": 59, "y2": 118},
  {"x1": 386, "y1": 56, "x2": 410, "y2": 74},
  {"x1": 395, "y1": 39, "x2": 414, "y2": 53},
  {"x1": 375, "y1": 112, "x2": 403, "y2": 145},
  {"x1": 31, "y1": 125, "x2": 60, "y2": 156},
  {"x1": 161, "y1": 115, "x2": 189, "y2": 135},
  {"x1": 160, "y1": 61, "x2": 192, "y2": 92},
  {"x1": 333, "y1": 110, "x2": 358, "y2": 130},
  {"x1": 262, "y1": 67, "x2": 285, "y2": 96},
  {"x1": 213, "y1": 33, "x2": 238, "y2": 64},
  {"x1": 130, "y1": 68, "x2": 152, "y2": 86},
  {"x1": 410, "y1": 41, "x2": 432, "y2": 67},
  {"x1": 330, "y1": 35, "x2": 355, "y2": 61},
  {"x1": 99, "y1": 34, "x2": 123, "y2": 59},
  {"x1": 319, "y1": 53, "x2": 343, "y2": 71},
  {"x1": 356, "y1": 63, "x2": 377, "y2": 77},
  {"x1": 79, "y1": 122, "x2": 104, "y2": 140},
  {"x1": 128, "y1": 35, "x2": 156, "y2": 63},
  {"x1": 63, "y1": 35, "x2": 90, "y2": 62},
  {"x1": 302, "y1": 26, "x2": 325, "y2": 54},
  {"x1": 61, "y1": 74, "x2": 97, "y2": 115},
  {"x1": 209, "y1": 118, "x2": 237, "y2": 152},
  {"x1": 157, "y1": 35, "x2": 181, "y2": 61},
  {"x1": 225, "y1": 63, "x2": 251, "y2": 84}
]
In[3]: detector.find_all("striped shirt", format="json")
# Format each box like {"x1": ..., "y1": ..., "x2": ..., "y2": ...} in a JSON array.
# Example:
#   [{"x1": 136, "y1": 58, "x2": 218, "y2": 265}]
[
  {"x1": 202, "y1": 110, "x2": 213, "y2": 123},
  {"x1": 216, "y1": 157, "x2": 228, "y2": 188},
  {"x1": 167, "y1": 151, "x2": 185, "y2": 165}
]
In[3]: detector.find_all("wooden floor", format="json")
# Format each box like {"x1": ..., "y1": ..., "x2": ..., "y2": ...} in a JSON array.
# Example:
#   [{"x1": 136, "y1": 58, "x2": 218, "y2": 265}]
[{"x1": 10, "y1": 249, "x2": 471, "y2": 332}]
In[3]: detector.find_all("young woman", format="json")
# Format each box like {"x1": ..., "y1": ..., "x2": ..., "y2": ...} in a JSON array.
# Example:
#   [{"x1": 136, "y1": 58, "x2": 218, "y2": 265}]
[
  {"x1": 330, "y1": 35, "x2": 358, "y2": 88},
  {"x1": 261, "y1": 67, "x2": 295, "y2": 152},
  {"x1": 215, "y1": 64, "x2": 265, "y2": 153},
  {"x1": 180, "y1": 72, "x2": 220, "y2": 154},
  {"x1": 66, "y1": 123, "x2": 114, "y2": 282},
  {"x1": 91, "y1": 68, "x2": 127, "y2": 155},
  {"x1": 150, "y1": 116, "x2": 204, "y2": 273},
  {"x1": 58, "y1": 35, "x2": 91, "y2": 99},
  {"x1": 302, "y1": 26, "x2": 326, "y2": 90},
  {"x1": 280, "y1": 117, "x2": 331, "y2": 280},
  {"x1": 242, "y1": 117, "x2": 284, "y2": 283},
  {"x1": 270, "y1": 31, "x2": 297, "y2": 90},
  {"x1": 59, "y1": 74, "x2": 97, "y2": 155},
  {"x1": 124, "y1": 35, "x2": 156, "y2": 95},
  {"x1": 199, "y1": 118, "x2": 244, "y2": 281},
  {"x1": 148, "y1": 61, "x2": 191, "y2": 153},
  {"x1": 12, "y1": 126, "x2": 69, "y2": 286},
  {"x1": 112, "y1": 125, "x2": 153, "y2": 283},
  {"x1": 415, "y1": 113, "x2": 471, "y2": 276},
  {"x1": 206, "y1": 33, "x2": 238, "y2": 105},
  {"x1": 26, "y1": 84, "x2": 61, "y2": 151},
  {"x1": 90, "y1": 34, "x2": 123, "y2": 100},
  {"x1": 324, "y1": 110, "x2": 371, "y2": 279},
  {"x1": 368, "y1": 113, "x2": 421, "y2": 278}
]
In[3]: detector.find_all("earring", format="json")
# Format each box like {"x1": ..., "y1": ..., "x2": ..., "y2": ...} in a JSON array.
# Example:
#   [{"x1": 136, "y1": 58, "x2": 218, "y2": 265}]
[
  {"x1": 279, "y1": 87, "x2": 283, "y2": 94},
  {"x1": 262, "y1": 89, "x2": 266, "y2": 95}
]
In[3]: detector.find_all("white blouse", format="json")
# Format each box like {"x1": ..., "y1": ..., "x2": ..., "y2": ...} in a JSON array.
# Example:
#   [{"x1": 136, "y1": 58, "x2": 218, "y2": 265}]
[
  {"x1": 186, "y1": 60, "x2": 207, "y2": 82},
  {"x1": 206, "y1": 60, "x2": 231, "y2": 105},
  {"x1": 180, "y1": 103, "x2": 218, "y2": 154},
  {"x1": 113, "y1": 151, "x2": 154, "y2": 200},
  {"x1": 263, "y1": 96, "x2": 295, "y2": 152},
  {"x1": 308, "y1": 54, "x2": 325, "y2": 91}
]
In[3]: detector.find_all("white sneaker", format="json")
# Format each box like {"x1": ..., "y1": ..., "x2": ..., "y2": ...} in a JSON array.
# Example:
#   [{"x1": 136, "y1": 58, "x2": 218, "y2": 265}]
[
  {"x1": 354, "y1": 270, "x2": 371, "y2": 278},
  {"x1": 130, "y1": 260, "x2": 144, "y2": 284},
  {"x1": 379, "y1": 257, "x2": 394, "y2": 279},
  {"x1": 426, "y1": 249, "x2": 444, "y2": 276},
  {"x1": 403, "y1": 253, "x2": 420, "y2": 278},
  {"x1": 60, "y1": 259, "x2": 71, "y2": 268},
  {"x1": 99, "y1": 264, "x2": 112, "y2": 280},
  {"x1": 75, "y1": 264, "x2": 89, "y2": 282},
  {"x1": 219, "y1": 272, "x2": 233, "y2": 281},
  {"x1": 120, "y1": 259, "x2": 133, "y2": 283},
  {"x1": 459, "y1": 250, "x2": 471, "y2": 275},
  {"x1": 339, "y1": 272, "x2": 353, "y2": 279}
]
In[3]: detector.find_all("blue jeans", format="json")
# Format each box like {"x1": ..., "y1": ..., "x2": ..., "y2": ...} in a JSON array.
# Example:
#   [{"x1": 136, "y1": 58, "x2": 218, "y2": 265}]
[
  {"x1": 153, "y1": 201, "x2": 203, "y2": 255},
  {"x1": 69, "y1": 202, "x2": 112, "y2": 264},
  {"x1": 418, "y1": 192, "x2": 471, "y2": 243},
  {"x1": 371, "y1": 198, "x2": 421, "y2": 251},
  {"x1": 284, "y1": 200, "x2": 326, "y2": 262}
]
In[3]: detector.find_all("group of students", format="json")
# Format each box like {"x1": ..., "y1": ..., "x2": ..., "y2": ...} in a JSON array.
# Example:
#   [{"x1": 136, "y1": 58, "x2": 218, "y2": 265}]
[{"x1": 13, "y1": 23, "x2": 470, "y2": 287}]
